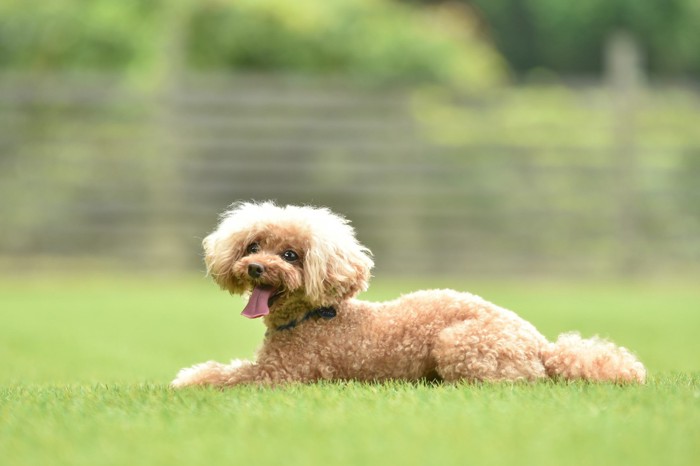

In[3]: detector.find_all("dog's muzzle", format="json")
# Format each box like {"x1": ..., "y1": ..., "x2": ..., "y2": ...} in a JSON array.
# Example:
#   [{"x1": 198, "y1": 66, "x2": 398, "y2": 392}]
[{"x1": 248, "y1": 263, "x2": 265, "y2": 278}]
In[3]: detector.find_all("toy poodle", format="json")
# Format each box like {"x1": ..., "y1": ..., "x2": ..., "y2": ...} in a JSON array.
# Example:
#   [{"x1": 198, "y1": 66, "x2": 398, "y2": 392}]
[{"x1": 171, "y1": 201, "x2": 645, "y2": 387}]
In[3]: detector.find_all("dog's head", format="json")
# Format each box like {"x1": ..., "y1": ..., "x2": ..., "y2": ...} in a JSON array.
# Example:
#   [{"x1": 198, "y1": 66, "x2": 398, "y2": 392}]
[{"x1": 202, "y1": 201, "x2": 374, "y2": 318}]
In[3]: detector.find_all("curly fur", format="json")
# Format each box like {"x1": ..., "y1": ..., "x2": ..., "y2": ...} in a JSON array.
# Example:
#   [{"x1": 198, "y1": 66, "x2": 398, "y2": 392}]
[{"x1": 172, "y1": 201, "x2": 646, "y2": 387}]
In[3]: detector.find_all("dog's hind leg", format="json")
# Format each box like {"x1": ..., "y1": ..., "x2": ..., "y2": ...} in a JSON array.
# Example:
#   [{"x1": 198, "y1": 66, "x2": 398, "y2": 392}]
[{"x1": 432, "y1": 318, "x2": 548, "y2": 383}]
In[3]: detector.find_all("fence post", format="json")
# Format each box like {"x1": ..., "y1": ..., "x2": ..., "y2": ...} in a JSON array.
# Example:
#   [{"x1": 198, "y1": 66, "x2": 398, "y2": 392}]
[
  {"x1": 605, "y1": 30, "x2": 644, "y2": 276},
  {"x1": 143, "y1": 2, "x2": 191, "y2": 270}
]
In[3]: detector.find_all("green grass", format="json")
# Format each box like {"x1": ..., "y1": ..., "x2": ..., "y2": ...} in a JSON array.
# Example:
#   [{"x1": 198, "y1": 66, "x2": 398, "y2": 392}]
[{"x1": 1, "y1": 276, "x2": 699, "y2": 466}]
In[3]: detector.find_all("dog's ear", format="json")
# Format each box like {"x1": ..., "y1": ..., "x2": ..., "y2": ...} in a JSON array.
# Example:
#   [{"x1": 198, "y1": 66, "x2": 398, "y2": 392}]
[
  {"x1": 202, "y1": 228, "x2": 250, "y2": 294},
  {"x1": 303, "y1": 234, "x2": 374, "y2": 305},
  {"x1": 204, "y1": 202, "x2": 272, "y2": 294}
]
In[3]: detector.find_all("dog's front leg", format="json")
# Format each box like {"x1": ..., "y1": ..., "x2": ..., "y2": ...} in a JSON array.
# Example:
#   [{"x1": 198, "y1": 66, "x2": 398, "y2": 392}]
[{"x1": 170, "y1": 359, "x2": 263, "y2": 388}]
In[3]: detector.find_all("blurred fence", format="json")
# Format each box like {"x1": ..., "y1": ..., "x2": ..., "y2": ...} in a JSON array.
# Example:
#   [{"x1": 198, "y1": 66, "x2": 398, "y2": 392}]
[{"x1": 1, "y1": 72, "x2": 699, "y2": 277}]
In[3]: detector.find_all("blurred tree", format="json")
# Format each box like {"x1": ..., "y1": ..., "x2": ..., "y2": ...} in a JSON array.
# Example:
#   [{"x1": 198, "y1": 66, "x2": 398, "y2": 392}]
[
  {"x1": 0, "y1": 0, "x2": 163, "y2": 73},
  {"x1": 185, "y1": 0, "x2": 505, "y2": 89},
  {"x1": 0, "y1": 0, "x2": 506, "y2": 89},
  {"x1": 403, "y1": 0, "x2": 700, "y2": 77}
]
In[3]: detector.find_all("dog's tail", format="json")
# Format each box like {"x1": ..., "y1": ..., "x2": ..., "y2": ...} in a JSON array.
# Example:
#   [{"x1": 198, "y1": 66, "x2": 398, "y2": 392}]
[{"x1": 541, "y1": 332, "x2": 646, "y2": 383}]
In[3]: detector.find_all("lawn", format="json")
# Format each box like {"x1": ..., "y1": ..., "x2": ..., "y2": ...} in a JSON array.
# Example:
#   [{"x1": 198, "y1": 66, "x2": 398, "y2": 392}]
[{"x1": 1, "y1": 275, "x2": 698, "y2": 466}]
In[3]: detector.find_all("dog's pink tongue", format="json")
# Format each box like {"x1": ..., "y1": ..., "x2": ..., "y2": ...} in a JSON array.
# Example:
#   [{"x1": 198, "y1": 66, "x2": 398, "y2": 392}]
[{"x1": 241, "y1": 286, "x2": 274, "y2": 319}]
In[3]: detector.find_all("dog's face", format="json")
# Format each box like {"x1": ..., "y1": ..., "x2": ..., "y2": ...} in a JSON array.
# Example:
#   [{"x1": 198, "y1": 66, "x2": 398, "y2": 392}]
[{"x1": 202, "y1": 202, "x2": 373, "y2": 319}]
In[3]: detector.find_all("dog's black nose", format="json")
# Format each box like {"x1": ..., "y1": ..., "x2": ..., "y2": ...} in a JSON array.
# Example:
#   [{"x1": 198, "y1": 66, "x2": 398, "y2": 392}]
[{"x1": 248, "y1": 263, "x2": 265, "y2": 278}]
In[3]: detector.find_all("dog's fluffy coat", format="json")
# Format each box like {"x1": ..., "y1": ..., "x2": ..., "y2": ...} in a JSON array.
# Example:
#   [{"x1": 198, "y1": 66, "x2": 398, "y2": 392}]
[{"x1": 172, "y1": 201, "x2": 645, "y2": 387}]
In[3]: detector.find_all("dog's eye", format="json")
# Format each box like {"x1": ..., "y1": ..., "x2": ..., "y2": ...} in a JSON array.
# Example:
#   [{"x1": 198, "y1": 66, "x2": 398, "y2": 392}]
[
  {"x1": 281, "y1": 250, "x2": 299, "y2": 263},
  {"x1": 246, "y1": 243, "x2": 260, "y2": 255}
]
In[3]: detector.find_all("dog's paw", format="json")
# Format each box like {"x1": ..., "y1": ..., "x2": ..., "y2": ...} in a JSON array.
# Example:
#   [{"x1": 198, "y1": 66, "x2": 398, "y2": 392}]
[
  {"x1": 170, "y1": 360, "x2": 221, "y2": 388},
  {"x1": 170, "y1": 359, "x2": 248, "y2": 388}
]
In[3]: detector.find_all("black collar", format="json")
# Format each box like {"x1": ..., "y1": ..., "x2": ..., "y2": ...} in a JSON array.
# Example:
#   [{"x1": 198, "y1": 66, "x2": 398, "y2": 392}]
[{"x1": 274, "y1": 306, "x2": 337, "y2": 332}]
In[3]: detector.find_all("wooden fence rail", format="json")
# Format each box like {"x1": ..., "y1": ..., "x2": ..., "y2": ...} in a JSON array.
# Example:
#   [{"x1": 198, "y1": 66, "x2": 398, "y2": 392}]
[{"x1": 1, "y1": 73, "x2": 699, "y2": 277}]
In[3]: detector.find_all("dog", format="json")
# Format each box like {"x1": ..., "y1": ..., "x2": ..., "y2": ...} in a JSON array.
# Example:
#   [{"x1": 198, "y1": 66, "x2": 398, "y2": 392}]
[{"x1": 171, "y1": 201, "x2": 645, "y2": 387}]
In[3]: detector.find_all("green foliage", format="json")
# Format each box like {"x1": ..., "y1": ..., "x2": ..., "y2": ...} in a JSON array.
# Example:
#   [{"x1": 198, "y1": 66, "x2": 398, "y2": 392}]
[
  {"x1": 185, "y1": 0, "x2": 505, "y2": 88},
  {"x1": 408, "y1": 85, "x2": 700, "y2": 270},
  {"x1": 0, "y1": 0, "x2": 164, "y2": 73},
  {"x1": 0, "y1": 0, "x2": 506, "y2": 89},
  {"x1": 412, "y1": 86, "x2": 700, "y2": 149},
  {"x1": 465, "y1": 0, "x2": 700, "y2": 75},
  {"x1": 0, "y1": 276, "x2": 699, "y2": 466}
]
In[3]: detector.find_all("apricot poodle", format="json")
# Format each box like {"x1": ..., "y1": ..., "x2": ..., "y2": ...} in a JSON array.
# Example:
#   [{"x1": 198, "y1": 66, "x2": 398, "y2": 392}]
[{"x1": 171, "y1": 201, "x2": 645, "y2": 387}]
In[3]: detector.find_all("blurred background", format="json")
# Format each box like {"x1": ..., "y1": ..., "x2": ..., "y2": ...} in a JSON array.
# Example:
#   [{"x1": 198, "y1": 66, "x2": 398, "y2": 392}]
[
  {"x1": 1, "y1": 0, "x2": 699, "y2": 278},
  {"x1": 2, "y1": 6, "x2": 699, "y2": 465},
  {"x1": 1, "y1": 0, "x2": 700, "y2": 387}
]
